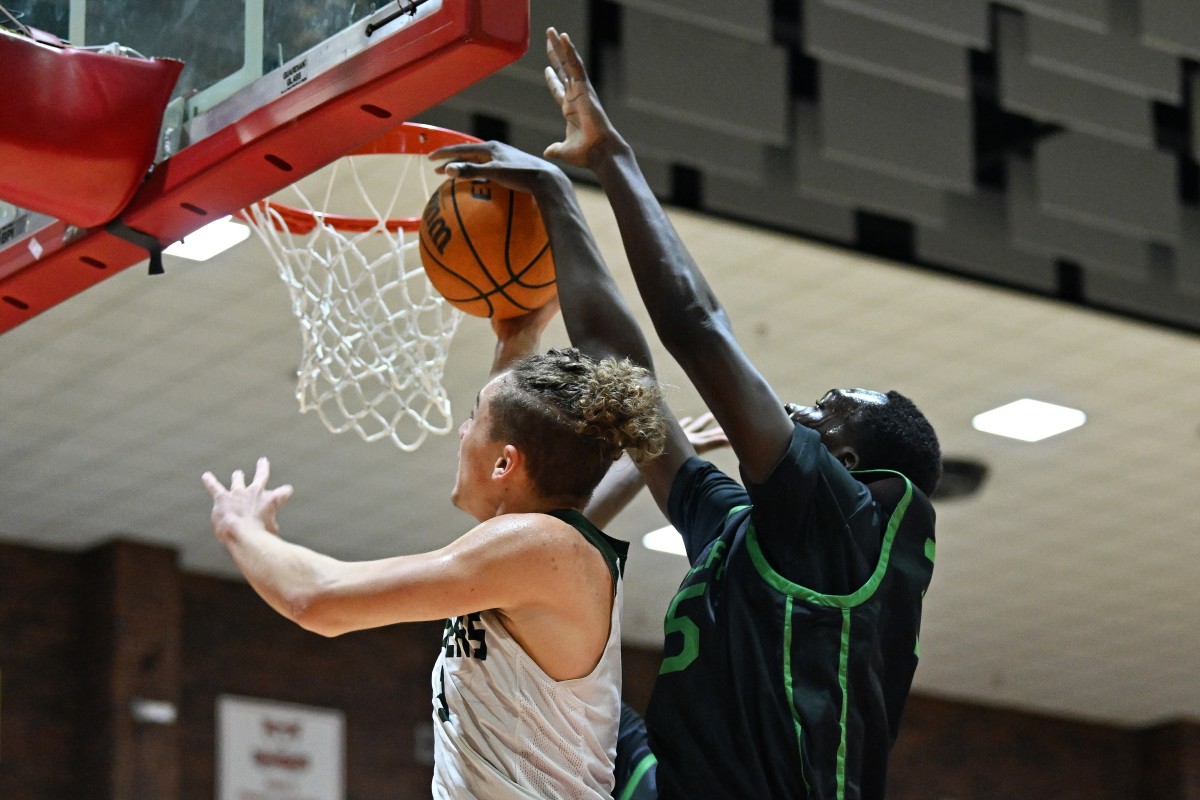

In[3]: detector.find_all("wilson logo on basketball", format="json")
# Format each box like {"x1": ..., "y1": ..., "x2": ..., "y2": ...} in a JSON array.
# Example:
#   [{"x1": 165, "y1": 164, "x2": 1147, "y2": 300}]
[{"x1": 422, "y1": 189, "x2": 452, "y2": 256}]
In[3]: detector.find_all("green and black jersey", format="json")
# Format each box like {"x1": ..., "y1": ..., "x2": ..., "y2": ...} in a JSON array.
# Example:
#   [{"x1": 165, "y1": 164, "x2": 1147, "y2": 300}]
[{"x1": 644, "y1": 424, "x2": 936, "y2": 800}]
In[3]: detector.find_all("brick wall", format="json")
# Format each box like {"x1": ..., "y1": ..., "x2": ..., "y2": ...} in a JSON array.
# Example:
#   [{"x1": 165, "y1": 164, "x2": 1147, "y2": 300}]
[
  {"x1": 0, "y1": 543, "x2": 85, "y2": 800},
  {"x1": 178, "y1": 573, "x2": 442, "y2": 799}
]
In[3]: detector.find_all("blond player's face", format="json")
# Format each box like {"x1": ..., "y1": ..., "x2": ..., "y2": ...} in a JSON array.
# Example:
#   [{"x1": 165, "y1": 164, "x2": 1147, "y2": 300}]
[{"x1": 451, "y1": 376, "x2": 505, "y2": 521}]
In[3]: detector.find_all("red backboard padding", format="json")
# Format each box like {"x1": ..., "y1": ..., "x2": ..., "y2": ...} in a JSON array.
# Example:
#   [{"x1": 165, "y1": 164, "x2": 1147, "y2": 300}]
[
  {"x1": 0, "y1": 32, "x2": 183, "y2": 228},
  {"x1": 0, "y1": 0, "x2": 529, "y2": 335}
]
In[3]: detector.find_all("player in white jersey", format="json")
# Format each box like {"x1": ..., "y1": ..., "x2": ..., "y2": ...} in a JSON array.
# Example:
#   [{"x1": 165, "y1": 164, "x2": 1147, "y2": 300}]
[
  {"x1": 433, "y1": 506, "x2": 626, "y2": 799},
  {"x1": 203, "y1": 299, "x2": 667, "y2": 799}
]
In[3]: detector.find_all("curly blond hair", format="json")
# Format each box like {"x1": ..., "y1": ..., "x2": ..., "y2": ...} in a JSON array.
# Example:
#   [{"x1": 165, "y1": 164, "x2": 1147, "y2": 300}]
[{"x1": 489, "y1": 348, "x2": 666, "y2": 504}]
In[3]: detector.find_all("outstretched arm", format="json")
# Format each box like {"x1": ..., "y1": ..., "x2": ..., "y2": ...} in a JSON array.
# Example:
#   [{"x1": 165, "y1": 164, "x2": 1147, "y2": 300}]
[
  {"x1": 544, "y1": 29, "x2": 794, "y2": 484},
  {"x1": 202, "y1": 458, "x2": 593, "y2": 638},
  {"x1": 428, "y1": 142, "x2": 696, "y2": 514}
]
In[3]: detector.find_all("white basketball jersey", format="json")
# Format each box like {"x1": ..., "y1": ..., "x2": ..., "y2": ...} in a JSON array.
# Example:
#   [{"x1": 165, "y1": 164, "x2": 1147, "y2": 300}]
[{"x1": 430, "y1": 511, "x2": 626, "y2": 800}]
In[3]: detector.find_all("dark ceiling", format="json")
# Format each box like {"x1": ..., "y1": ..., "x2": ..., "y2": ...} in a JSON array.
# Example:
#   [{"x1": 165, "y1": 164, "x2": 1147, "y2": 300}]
[{"x1": 412, "y1": 0, "x2": 1200, "y2": 334}]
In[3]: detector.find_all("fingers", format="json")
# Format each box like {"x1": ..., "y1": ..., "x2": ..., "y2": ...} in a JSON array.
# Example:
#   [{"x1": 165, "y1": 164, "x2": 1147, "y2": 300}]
[
  {"x1": 251, "y1": 456, "x2": 270, "y2": 490},
  {"x1": 429, "y1": 143, "x2": 492, "y2": 162},
  {"x1": 543, "y1": 64, "x2": 566, "y2": 105},
  {"x1": 545, "y1": 28, "x2": 566, "y2": 83},
  {"x1": 203, "y1": 459, "x2": 277, "y2": 496},
  {"x1": 201, "y1": 471, "x2": 225, "y2": 498},
  {"x1": 545, "y1": 27, "x2": 586, "y2": 83},
  {"x1": 556, "y1": 31, "x2": 588, "y2": 84},
  {"x1": 428, "y1": 141, "x2": 514, "y2": 179},
  {"x1": 436, "y1": 161, "x2": 488, "y2": 180},
  {"x1": 679, "y1": 411, "x2": 716, "y2": 431},
  {"x1": 268, "y1": 484, "x2": 294, "y2": 506}
]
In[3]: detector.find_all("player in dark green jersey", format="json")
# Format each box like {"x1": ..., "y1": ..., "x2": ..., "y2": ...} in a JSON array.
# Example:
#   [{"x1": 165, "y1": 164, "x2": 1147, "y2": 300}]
[{"x1": 432, "y1": 27, "x2": 942, "y2": 799}]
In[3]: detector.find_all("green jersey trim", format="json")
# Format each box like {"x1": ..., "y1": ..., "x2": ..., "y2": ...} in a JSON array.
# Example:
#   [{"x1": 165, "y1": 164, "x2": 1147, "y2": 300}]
[
  {"x1": 836, "y1": 608, "x2": 852, "y2": 800},
  {"x1": 783, "y1": 594, "x2": 812, "y2": 795},
  {"x1": 617, "y1": 752, "x2": 658, "y2": 800},
  {"x1": 745, "y1": 469, "x2": 914, "y2": 608}
]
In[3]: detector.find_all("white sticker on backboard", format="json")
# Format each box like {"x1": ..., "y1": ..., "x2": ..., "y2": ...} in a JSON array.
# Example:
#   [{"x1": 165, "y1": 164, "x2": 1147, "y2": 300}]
[{"x1": 217, "y1": 695, "x2": 345, "y2": 800}]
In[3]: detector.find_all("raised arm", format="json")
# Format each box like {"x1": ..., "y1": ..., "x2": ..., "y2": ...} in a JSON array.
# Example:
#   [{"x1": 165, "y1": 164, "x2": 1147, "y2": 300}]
[
  {"x1": 429, "y1": 142, "x2": 695, "y2": 515},
  {"x1": 544, "y1": 29, "x2": 794, "y2": 484},
  {"x1": 488, "y1": 296, "x2": 560, "y2": 377},
  {"x1": 202, "y1": 458, "x2": 591, "y2": 638}
]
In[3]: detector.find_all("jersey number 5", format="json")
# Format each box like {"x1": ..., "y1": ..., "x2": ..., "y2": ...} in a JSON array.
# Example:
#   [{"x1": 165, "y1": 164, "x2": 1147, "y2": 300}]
[
  {"x1": 660, "y1": 584, "x2": 704, "y2": 673},
  {"x1": 659, "y1": 539, "x2": 727, "y2": 675}
]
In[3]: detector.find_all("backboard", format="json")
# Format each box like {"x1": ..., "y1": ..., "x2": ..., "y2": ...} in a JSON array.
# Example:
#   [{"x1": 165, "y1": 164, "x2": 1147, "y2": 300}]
[{"x1": 0, "y1": 0, "x2": 528, "y2": 334}]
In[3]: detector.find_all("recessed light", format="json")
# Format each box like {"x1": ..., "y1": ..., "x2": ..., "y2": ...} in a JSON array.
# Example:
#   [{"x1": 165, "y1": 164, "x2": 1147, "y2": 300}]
[
  {"x1": 163, "y1": 216, "x2": 251, "y2": 261},
  {"x1": 642, "y1": 526, "x2": 687, "y2": 556},
  {"x1": 972, "y1": 398, "x2": 1086, "y2": 442}
]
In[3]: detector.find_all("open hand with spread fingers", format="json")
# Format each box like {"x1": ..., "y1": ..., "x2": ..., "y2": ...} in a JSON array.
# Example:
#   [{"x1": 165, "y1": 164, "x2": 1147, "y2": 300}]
[
  {"x1": 543, "y1": 27, "x2": 625, "y2": 170},
  {"x1": 202, "y1": 457, "x2": 294, "y2": 541}
]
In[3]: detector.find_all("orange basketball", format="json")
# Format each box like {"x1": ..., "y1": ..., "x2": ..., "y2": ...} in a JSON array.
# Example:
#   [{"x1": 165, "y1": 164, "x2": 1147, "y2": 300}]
[{"x1": 418, "y1": 178, "x2": 557, "y2": 319}]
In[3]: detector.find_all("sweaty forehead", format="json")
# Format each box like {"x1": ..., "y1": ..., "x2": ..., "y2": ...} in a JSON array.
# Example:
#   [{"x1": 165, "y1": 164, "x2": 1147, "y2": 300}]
[
  {"x1": 843, "y1": 388, "x2": 887, "y2": 406},
  {"x1": 820, "y1": 388, "x2": 886, "y2": 410}
]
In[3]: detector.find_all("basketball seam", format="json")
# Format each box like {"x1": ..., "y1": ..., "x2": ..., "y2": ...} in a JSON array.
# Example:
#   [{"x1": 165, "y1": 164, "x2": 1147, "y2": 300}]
[
  {"x1": 421, "y1": 178, "x2": 555, "y2": 317},
  {"x1": 451, "y1": 178, "x2": 507, "y2": 295},
  {"x1": 418, "y1": 236, "x2": 497, "y2": 315},
  {"x1": 504, "y1": 194, "x2": 554, "y2": 289},
  {"x1": 418, "y1": 236, "x2": 541, "y2": 311}
]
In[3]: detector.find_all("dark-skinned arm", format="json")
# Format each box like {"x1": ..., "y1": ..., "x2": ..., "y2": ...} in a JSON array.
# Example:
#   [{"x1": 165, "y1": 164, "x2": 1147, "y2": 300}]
[
  {"x1": 429, "y1": 142, "x2": 696, "y2": 516},
  {"x1": 544, "y1": 28, "x2": 794, "y2": 484}
]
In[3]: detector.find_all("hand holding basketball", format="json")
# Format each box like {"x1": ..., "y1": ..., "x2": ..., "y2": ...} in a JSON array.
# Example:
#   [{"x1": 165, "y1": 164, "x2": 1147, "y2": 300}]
[
  {"x1": 420, "y1": 142, "x2": 566, "y2": 319},
  {"x1": 431, "y1": 139, "x2": 568, "y2": 194}
]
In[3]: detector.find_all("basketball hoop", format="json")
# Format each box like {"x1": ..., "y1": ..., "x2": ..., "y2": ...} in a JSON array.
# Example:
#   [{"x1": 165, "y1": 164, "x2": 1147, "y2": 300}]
[{"x1": 243, "y1": 122, "x2": 481, "y2": 451}]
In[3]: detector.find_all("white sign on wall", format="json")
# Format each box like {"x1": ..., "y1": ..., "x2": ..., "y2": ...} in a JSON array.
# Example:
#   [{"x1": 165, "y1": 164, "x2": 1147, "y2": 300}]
[{"x1": 218, "y1": 694, "x2": 345, "y2": 800}]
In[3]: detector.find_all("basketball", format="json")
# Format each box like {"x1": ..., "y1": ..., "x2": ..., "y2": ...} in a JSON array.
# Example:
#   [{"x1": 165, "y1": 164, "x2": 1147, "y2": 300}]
[{"x1": 418, "y1": 178, "x2": 557, "y2": 319}]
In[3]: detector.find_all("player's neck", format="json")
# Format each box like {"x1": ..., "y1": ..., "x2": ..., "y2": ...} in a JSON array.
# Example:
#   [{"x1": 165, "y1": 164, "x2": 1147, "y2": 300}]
[{"x1": 492, "y1": 491, "x2": 583, "y2": 518}]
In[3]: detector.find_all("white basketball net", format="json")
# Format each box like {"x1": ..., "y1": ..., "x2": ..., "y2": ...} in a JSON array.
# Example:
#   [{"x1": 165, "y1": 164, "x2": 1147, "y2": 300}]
[{"x1": 243, "y1": 147, "x2": 464, "y2": 451}]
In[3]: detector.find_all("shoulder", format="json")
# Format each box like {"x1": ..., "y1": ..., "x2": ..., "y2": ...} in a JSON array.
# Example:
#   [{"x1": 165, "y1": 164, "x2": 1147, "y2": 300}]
[
  {"x1": 858, "y1": 472, "x2": 936, "y2": 530},
  {"x1": 460, "y1": 513, "x2": 597, "y2": 564},
  {"x1": 443, "y1": 513, "x2": 610, "y2": 613},
  {"x1": 748, "y1": 424, "x2": 862, "y2": 506}
]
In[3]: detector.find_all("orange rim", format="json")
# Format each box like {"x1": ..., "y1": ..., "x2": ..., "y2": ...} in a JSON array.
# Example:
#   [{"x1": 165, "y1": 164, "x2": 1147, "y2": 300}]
[{"x1": 241, "y1": 122, "x2": 482, "y2": 234}]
